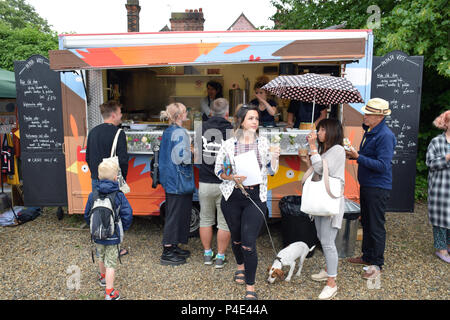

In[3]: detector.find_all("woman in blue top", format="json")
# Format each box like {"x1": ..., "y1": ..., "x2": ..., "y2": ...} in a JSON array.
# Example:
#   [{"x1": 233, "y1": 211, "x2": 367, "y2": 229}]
[
  {"x1": 249, "y1": 76, "x2": 277, "y2": 127},
  {"x1": 159, "y1": 102, "x2": 195, "y2": 266}
]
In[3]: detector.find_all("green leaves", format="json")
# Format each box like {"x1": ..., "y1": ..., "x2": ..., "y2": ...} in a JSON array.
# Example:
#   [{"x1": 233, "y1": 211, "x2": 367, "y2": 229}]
[
  {"x1": 0, "y1": 0, "x2": 58, "y2": 71},
  {"x1": 0, "y1": 0, "x2": 52, "y2": 33},
  {"x1": 269, "y1": 0, "x2": 450, "y2": 201}
]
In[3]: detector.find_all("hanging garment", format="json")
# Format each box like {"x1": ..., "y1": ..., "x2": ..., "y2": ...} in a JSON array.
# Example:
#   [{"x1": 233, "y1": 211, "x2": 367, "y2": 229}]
[
  {"x1": 1, "y1": 134, "x2": 14, "y2": 175},
  {"x1": 6, "y1": 133, "x2": 19, "y2": 185}
]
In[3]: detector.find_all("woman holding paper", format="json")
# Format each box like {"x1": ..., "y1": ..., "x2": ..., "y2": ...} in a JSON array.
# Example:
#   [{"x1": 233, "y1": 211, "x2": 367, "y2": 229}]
[
  {"x1": 214, "y1": 105, "x2": 280, "y2": 300},
  {"x1": 299, "y1": 118, "x2": 345, "y2": 300}
]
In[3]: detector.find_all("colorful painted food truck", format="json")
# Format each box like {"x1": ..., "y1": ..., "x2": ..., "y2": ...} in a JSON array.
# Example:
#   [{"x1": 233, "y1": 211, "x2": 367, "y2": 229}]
[{"x1": 48, "y1": 29, "x2": 373, "y2": 231}]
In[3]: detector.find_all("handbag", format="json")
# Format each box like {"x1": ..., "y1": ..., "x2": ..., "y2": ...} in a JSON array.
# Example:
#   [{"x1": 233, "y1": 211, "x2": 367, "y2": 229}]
[
  {"x1": 300, "y1": 159, "x2": 343, "y2": 216},
  {"x1": 104, "y1": 129, "x2": 130, "y2": 194},
  {"x1": 150, "y1": 143, "x2": 160, "y2": 189}
]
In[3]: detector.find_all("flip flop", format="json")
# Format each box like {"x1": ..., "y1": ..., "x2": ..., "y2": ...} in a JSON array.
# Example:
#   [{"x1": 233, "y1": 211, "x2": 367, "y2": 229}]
[{"x1": 120, "y1": 248, "x2": 129, "y2": 257}]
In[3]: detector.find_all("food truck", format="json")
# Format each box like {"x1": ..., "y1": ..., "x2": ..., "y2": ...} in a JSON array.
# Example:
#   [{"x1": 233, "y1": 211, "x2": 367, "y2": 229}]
[{"x1": 48, "y1": 29, "x2": 373, "y2": 230}]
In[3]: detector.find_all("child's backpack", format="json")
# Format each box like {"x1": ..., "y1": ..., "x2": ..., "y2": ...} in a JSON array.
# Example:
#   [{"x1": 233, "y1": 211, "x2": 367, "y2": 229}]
[{"x1": 88, "y1": 190, "x2": 119, "y2": 241}]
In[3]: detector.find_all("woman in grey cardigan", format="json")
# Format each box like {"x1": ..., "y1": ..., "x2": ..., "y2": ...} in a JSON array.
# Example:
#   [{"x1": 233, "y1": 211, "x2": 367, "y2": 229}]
[
  {"x1": 300, "y1": 118, "x2": 345, "y2": 300},
  {"x1": 426, "y1": 110, "x2": 450, "y2": 263}
]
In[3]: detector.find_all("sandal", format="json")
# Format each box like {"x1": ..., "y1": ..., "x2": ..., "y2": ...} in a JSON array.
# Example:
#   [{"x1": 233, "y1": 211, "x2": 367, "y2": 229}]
[
  {"x1": 244, "y1": 291, "x2": 258, "y2": 300},
  {"x1": 233, "y1": 270, "x2": 245, "y2": 285},
  {"x1": 119, "y1": 248, "x2": 129, "y2": 257}
]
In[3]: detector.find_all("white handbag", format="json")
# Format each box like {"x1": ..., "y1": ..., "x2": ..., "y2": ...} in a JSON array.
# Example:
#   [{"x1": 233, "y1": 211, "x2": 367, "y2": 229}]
[
  {"x1": 300, "y1": 159, "x2": 343, "y2": 216},
  {"x1": 103, "y1": 129, "x2": 130, "y2": 194}
]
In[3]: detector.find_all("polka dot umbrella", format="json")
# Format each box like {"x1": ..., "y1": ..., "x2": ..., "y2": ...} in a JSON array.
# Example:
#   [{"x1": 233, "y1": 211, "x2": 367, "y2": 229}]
[{"x1": 262, "y1": 73, "x2": 364, "y2": 124}]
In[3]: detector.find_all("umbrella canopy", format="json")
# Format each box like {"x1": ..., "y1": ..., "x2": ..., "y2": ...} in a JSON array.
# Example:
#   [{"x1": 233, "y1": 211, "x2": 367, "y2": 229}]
[
  {"x1": 262, "y1": 73, "x2": 364, "y2": 105},
  {"x1": 0, "y1": 68, "x2": 16, "y2": 98}
]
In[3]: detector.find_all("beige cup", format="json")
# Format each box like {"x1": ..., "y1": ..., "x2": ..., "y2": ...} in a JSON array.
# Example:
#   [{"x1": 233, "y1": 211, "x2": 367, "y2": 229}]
[
  {"x1": 270, "y1": 144, "x2": 280, "y2": 153},
  {"x1": 299, "y1": 148, "x2": 308, "y2": 157}
]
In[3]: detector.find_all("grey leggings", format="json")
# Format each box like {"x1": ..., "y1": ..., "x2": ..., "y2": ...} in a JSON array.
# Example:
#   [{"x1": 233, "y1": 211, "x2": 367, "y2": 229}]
[{"x1": 314, "y1": 216, "x2": 339, "y2": 277}]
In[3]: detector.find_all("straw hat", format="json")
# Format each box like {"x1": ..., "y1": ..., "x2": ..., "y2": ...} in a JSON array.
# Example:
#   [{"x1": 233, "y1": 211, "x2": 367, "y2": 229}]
[{"x1": 361, "y1": 98, "x2": 391, "y2": 116}]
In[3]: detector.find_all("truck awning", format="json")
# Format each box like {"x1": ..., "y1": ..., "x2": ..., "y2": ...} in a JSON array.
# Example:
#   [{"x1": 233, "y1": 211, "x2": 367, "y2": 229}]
[
  {"x1": 50, "y1": 30, "x2": 370, "y2": 71},
  {"x1": 0, "y1": 68, "x2": 16, "y2": 98}
]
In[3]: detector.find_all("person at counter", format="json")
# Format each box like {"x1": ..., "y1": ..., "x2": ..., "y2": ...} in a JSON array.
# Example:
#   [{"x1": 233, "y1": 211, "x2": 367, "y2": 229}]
[
  {"x1": 86, "y1": 100, "x2": 128, "y2": 190},
  {"x1": 286, "y1": 100, "x2": 327, "y2": 129},
  {"x1": 200, "y1": 80, "x2": 223, "y2": 122},
  {"x1": 249, "y1": 76, "x2": 277, "y2": 127},
  {"x1": 159, "y1": 102, "x2": 195, "y2": 266}
]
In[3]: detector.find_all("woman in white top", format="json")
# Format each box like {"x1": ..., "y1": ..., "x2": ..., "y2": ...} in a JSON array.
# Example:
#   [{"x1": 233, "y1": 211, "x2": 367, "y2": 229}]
[
  {"x1": 300, "y1": 118, "x2": 345, "y2": 300},
  {"x1": 214, "y1": 105, "x2": 280, "y2": 300}
]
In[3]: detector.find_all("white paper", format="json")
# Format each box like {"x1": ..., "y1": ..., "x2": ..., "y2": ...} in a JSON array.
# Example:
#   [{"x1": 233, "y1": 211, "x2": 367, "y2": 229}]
[{"x1": 234, "y1": 151, "x2": 263, "y2": 186}]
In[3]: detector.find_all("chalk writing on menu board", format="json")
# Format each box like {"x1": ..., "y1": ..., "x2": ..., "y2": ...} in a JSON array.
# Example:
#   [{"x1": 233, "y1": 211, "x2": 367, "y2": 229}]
[
  {"x1": 371, "y1": 50, "x2": 423, "y2": 212},
  {"x1": 14, "y1": 55, "x2": 68, "y2": 206},
  {"x1": 372, "y1": 51, "x2": 422, "y2": 164},
  {"x1": 15, "y1": 56, "x2": 63, "y2": 152}
]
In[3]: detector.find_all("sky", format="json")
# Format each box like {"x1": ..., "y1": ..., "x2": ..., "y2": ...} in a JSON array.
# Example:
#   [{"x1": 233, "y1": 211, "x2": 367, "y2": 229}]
[{"x1": 25, "y1": 0, "x2": 277, "y2": 34}]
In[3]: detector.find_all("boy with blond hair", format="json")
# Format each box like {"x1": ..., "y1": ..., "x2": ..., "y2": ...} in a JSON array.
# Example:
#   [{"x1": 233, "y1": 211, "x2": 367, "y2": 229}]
[{"x1": 84, "y1": 159, "x2": 133, "y2": 300}]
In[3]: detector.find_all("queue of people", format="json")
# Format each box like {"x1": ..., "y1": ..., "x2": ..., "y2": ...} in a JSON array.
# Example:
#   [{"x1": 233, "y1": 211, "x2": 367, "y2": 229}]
[{"x1": 82, "y1": 92, "x2": 448, "y2": 300}]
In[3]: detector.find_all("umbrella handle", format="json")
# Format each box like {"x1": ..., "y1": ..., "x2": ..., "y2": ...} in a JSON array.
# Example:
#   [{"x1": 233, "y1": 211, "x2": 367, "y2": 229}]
[{"x1": 311, "y1": 95, "x2": 316, "y2": 127}]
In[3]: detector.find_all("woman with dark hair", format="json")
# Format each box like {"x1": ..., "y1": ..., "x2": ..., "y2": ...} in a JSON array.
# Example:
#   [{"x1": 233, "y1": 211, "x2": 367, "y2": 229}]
[
  {"x1": 249, "y1": 76, "x2": 277, "y2": 127},
  {"x1": 214, "y1": 105, "x2": 280, "y2": 300},
  {"x1": 426, "y1": 110, "x2": 450, "y2": 263},
  {"x1": 200, "y1": 80, "x2": 223, "y2": 121},
  {"x1": 299, "y1": 118, "x2": 345, "y2": 300}
]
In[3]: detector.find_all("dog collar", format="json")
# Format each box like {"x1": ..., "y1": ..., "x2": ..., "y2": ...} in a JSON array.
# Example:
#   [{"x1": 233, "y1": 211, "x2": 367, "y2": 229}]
[{"x1": 275, "y1": 256, "x2": 282, "y2": 263}]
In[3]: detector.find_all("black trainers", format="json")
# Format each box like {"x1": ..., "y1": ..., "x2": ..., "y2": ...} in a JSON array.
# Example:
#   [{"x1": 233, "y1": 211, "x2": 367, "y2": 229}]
[
  {"x1": 173, "y1": 245, "x2": 191, "y2": 258},
  {"x1": 160, "y1": 246, "x2": 186, "y2": 266}
]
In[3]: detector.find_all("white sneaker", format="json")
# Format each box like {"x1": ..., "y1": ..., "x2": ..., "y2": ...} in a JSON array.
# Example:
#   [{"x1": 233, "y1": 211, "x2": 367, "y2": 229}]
[
  {"x1": 318, "y1": 285, "x2": 337, "y2": 300},
  {"x1": 311, "y1": 269, "x2": 328, "y2": 282}
]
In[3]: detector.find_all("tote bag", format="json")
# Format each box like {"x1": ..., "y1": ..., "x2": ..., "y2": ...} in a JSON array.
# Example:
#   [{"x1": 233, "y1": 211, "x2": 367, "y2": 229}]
[
  {"x1": 103, "y1": 129, "x2": 130, "y2": 194},
  {"x1": 300, "y1": 159, "x2": 343, "y2": 216}
]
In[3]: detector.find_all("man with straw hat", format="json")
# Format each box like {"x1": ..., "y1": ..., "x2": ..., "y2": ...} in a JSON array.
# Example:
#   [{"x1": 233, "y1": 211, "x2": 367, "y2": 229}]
[{"x1": 345, "y1": 98, "x2": 396, "y2": 280}]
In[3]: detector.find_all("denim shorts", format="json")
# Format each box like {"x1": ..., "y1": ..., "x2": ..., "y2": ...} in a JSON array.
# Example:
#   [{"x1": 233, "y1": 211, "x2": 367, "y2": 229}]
[{"x1": 199, "y1": 182, "x2": 229, "y2": 231}]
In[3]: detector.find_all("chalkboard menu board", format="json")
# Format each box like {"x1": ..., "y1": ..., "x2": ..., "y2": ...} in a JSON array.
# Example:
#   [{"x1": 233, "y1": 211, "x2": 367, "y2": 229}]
[
  {"x1": 14, "y1": 55, "x2": 67, "y2": 206},
  {"x1": 371, "y1": 50, "x2": 423, "y2": 212}
]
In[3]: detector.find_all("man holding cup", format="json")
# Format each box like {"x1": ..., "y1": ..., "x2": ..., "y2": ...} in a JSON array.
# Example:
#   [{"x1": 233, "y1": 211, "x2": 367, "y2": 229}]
[{"x1": 345, "y1": 98, "x2": 396, "y2": 280}]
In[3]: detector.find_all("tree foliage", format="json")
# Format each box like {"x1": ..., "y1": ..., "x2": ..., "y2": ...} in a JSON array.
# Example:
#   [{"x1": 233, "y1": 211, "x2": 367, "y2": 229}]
[
  {"x1": 271, "y1": 0, "x2": 449, "y2": 77},
  {"x1": 0, "y1": 0, "x2": 58, "y2": 71},
  {"x1": 270, "y1": 0, "x2": 450, "y2": 200},
  {"x1": 0, "y1": 0, "x2": 53, "y2": 32}
]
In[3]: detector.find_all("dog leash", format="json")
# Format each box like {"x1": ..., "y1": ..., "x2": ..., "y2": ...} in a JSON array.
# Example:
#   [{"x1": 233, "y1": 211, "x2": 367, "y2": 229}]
[{"x1": 235, "y1": 182, "x2": 279, "y2": 258}]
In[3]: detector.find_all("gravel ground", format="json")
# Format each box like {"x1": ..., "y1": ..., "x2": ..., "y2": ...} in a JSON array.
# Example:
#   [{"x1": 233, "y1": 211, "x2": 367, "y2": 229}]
[{"x1": 0, "y1": 202, "x2": 448, "y2": 300}]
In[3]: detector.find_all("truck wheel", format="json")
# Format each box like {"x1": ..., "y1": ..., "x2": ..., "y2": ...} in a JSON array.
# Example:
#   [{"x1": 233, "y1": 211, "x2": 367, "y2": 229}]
[
  {"x1": 56, "y1": 207, "x2": 64, "y2": 220},
  {"x1": 158, "y1": 201, "x2": 200, "y2": 238},
  {"x1": 189, "y1": 203, "x2": 200, "y2": 238}
]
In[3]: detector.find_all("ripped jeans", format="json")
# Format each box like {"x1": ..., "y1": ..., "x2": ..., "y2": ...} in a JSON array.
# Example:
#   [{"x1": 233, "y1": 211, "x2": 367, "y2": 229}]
[{"x1": 221, "y1": 187, "x2": 265, "y2": 285}]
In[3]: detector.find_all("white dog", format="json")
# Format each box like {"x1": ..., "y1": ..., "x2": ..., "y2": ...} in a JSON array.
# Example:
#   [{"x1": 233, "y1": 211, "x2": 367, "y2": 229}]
[{"x1": 267, "y1": 241, "x2": 316, "y2": 284}]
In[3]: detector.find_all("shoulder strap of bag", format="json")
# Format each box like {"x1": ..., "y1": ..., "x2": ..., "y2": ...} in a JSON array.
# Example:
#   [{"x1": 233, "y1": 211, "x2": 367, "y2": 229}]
[
  {"x1": 110, "y1": 129, "x2": 122, "y2": 158},
  {"x1": 322, "y1": 159, "x2": 344, "y2": 199},
  {"x1": 300, "y1": 166, "x2": 314, "y2": 185}
]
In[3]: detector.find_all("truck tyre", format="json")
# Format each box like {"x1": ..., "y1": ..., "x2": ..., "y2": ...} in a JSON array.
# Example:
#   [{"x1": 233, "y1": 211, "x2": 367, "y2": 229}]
[{"x1": 158, "y1": 201, "x2": 200, "y2": 238}]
